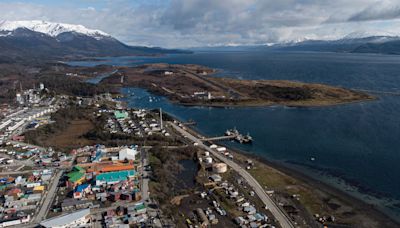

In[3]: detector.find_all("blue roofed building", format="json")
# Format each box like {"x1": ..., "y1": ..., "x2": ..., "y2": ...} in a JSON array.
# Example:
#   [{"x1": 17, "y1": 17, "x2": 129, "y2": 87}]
[
  {"x1": 95, "y1": 170, "x2": 136, "y2": 186},
  {"x1": 114, "y1": 111, "x2": 128, "y2": 119},
  {"x1": 74, "y1": 184, "x2": 91, "y2": 199}
]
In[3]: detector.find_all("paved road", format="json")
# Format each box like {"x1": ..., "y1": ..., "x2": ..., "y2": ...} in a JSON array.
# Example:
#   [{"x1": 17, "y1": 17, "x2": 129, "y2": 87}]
[
  {"x1": 180, "y1": 69, "x2": 245, "y2": 99},
  {"x1": 33, "y1": 170, "x2": 63, "y2": 224},
  {"x1": 8, "y1": 140, "x2": 46, "y2": 152},
  {"x1": 169, "y1": 122, "x2": 295, "y2": 228},
  {"x1": 142, "y1": 145, "x2": 187, "y2": 149},
  {"x1": 0, "y1": 170, "x2": 42, "y2": 175},
  {"x1": 141, "y1": 148, "x2": 150, "y2": 202}
]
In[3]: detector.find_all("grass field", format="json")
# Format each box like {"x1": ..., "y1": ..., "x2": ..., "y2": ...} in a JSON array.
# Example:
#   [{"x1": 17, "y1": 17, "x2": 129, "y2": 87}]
[{"x1": 45, "y1": 119, "x2": 95, "y2": 149}]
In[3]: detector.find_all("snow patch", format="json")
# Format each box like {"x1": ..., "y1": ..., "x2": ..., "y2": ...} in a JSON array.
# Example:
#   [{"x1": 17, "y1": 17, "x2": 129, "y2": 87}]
[{"x1": 0, "y1": 20, "x2": 110, "y2": 40}]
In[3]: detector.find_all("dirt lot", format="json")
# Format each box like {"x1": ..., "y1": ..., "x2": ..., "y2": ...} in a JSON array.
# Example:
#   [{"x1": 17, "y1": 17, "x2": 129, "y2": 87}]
[{"x1": 45, "y1": 119, "x2": 95, "y2": 149}]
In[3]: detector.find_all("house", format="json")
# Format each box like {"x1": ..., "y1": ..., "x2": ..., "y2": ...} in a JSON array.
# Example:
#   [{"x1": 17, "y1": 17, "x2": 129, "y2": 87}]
[
  {"x1": 6, "y1": 188, "x2": 22, "y2": 198},
  {"x1": 235, "y1": 216, "x2": 246, "y2": 225},
  {"x1": 26, "y1": 182, "x2": 41, "y2": 188},
  {"x1": 109, "y1": 192, "x2": 121, "y2": 202},
  {"x1": 244, "y1": 205, "x2": 257, "y2": 215},
  {"x1": 250, "y1": 222, "x2": 259, "y2": 228},
  {"x1": 14, "y1": 176, "x2": 26, "y2": 186},
  {"x1": 120, "y1": 193, "x2": 132, "y2": 201},
  {"x1": 134, "y1": 203, "x2": 146, "y2": 214},
  {"x1": 11, "y1": 135, "x2": 25, "y2": 142},
  {"x1": 96, "y1": 192, "x2": 107, "y2": 201},
  {"x1": 40, "y1": 209, "x2": 90, "y2": 228},
  {"x1": 247, "y1": 214, "x2": 256, "y2": 222},
  {"x1": 0, "y1": 215, "x2": 30, "y2": 227},
  {"x1": 41, "y1": 174, "x2": 52, "y2": 182},
  {"x1": 33, "y1": 185, "x2": 45, "y2": 193},
  {"x1": 133, "y1": 191, "x2": 141, "y2": 201},
  {"x1": 76, "y1": 156, "x2": 90, "y2": 164},
  {"x1": 254, "y1": 213, "x2": 266, "y2": 222},
  {"x1": 27, "y1": 193, "x2": 42, "y2": 202},
  {"x1": 210, "y1": 174, "x2": 222, "y2": 182},
  {"x1": 74, "y1": 184, "x2": 91, "y2": 199}
]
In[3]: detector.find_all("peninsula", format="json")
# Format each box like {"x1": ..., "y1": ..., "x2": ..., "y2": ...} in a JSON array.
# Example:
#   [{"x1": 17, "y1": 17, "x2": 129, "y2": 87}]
[{"x1": 96, "y1": 63, "x2": 374, "y2": 107}]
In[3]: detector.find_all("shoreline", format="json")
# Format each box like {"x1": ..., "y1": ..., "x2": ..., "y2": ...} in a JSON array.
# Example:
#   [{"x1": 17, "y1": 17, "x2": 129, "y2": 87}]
[
  {"x1": 227, "y1": 147, "x2": 400, "y2": 226},
  {"x1": 179, "y1": 123, "x2": 399, "y2": 227},
  {"x1": 133, "y1": 84, "x2": 376, "y2": 108},
  {"x1": 176, "y1": 96, "x2": 377, "y2": 108},
  {"x1": 88, "y1": 62, "x2": 375, "y2": 109},
  {"x1": 117, "y1": 85, "x2": 376, "y2": 109},
  {"x1": 119, "y1": 90, "x2": 398, "y2": 226}
]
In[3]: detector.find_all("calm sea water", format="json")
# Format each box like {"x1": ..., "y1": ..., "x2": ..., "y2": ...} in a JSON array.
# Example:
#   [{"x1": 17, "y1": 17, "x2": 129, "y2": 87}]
[{"x1": 69, "y1": 51, "x2": 400, "y2": 220}]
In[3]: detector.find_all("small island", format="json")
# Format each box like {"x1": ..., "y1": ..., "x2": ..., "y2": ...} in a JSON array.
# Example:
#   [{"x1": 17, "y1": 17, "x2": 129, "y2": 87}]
[{"x1": 98, "y1": 63, "x2": 374, "y2": 107}]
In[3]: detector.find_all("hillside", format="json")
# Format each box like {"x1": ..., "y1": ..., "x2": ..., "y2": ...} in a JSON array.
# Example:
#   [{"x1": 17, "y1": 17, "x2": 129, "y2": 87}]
[{"x1": 0, "y1": 20, "x2": 189, "y2": 62}]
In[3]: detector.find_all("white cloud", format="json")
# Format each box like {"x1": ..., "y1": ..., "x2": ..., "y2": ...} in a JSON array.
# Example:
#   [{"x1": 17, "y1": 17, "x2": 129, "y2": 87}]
[
  {"x1": 0, "y1": 0, "x2": 400, "y2": 47},
  {"x1": 348, "y1": 0, "x2": 400, "y2": 22}
]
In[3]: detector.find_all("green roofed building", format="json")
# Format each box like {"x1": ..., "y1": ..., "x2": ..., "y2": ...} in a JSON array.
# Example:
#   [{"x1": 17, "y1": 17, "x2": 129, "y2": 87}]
[
  {"x1": 114, "y1": 111, "x2": 128, "y2": 119},
  {"x1": 73, "y1": 166, "x2": 85, "y2": 173},
  {"x1": 67, "y1": 166, "x2": 86, "y2": 187},
  {"x1": 96, "y1": 170, "x2": 135, "y2": 186}
]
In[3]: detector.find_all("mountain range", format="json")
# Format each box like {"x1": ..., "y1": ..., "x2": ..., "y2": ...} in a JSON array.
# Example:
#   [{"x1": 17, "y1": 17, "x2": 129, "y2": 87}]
[
  {"x1": 191, "y1": 32, "x2": 400, "y2": 55},
  {"x1": 274, "y1": 34, "x2": 400, "y2": 54},
  {"x1": 0, "y1": 20, "x2": 188, "y2": 63},
  {"x1": 1, "y1": 20, "x2": 400, "y2": 63}
]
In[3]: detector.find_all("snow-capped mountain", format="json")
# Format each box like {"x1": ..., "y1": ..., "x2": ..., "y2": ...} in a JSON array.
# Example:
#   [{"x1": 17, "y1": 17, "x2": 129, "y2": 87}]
[
  {"x1": 268, "y1": 31, "x2": 400, "y2": 55},
  {"x1": 0, "y1": 20, "x2": 188, "y2": 62},
  {"x1": 0, "y1": 20, "x2": 110, "y2": 40},
  {"x1": 342, "y1": 31, "x2": 396, "y2": 40}
]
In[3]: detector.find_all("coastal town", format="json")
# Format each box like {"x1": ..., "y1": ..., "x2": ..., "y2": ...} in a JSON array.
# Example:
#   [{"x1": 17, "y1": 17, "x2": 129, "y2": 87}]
[
  {"x1": 1, "y1": 2, "x2": 400, "y2": 228},
  {"x1": 0, "y1": 81, "x2": 313, "y2": 228},
  {"x1": 0, "y1": 74, "x2": 393, "y2": 228}
]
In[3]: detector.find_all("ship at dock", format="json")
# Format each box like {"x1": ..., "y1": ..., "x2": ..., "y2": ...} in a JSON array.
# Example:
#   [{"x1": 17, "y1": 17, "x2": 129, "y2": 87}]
[{"x1": 225, "y1": 127, "x2": 253, "y2": 144}]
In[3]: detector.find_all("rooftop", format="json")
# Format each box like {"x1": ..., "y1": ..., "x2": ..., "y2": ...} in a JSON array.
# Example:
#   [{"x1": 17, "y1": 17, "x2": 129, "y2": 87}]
[
  {"x1": 67, "y1": 171, "x2": 85, "y2": 183},
  {"x1": 96, "y1": 170, "x2": 136, "y2": 182},
  {"x1": 40, "y1": 208, "x2": 90, "y2": 227},
  {"x1": 114, "y1": 110, "x2": 128, "y2": 119}
]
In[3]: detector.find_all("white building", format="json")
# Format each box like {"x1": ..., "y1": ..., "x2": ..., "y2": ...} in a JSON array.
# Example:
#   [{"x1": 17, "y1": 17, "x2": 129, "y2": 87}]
[
  {"x1": 119, "y1": 147, "x2": 138, "y2": 161},
  {"x1": 40, "y1": 209, "x2": 90, "y2": 228}
]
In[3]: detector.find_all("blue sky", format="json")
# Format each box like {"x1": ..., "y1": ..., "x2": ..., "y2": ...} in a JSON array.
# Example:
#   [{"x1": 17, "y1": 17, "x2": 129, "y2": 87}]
[{"x1": 1, "y1": 0, "x2": 400, "y2": 47}]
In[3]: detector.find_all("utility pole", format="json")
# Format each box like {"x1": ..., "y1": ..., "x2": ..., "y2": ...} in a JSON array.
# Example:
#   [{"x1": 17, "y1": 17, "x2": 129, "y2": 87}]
[{"x1": 160, "y1": 108, "x2": 163, "y2": 129}]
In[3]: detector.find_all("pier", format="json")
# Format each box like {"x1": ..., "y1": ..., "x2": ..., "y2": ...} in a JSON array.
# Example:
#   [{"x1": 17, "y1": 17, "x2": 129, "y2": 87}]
[
  {"x1": 182, "y1": 120, "x2": 197, "y2": 126},
  {"x1": 201, "y1": 135, "x2": 236, "y2": 141},
  {"x1": 200, "y1": 128, "x2": 253, "y2": 144}
]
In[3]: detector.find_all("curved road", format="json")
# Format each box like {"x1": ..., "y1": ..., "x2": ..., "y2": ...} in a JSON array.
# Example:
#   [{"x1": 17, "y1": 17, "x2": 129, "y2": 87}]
[{"x1": 169, "y1": 122, "x2": 294, "y2": 228}]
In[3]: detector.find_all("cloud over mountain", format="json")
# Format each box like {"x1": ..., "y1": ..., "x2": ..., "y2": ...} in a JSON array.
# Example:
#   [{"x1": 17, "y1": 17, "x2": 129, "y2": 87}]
[{"x1": 1, "y1": 0, "x2": 400, "y2": 47}]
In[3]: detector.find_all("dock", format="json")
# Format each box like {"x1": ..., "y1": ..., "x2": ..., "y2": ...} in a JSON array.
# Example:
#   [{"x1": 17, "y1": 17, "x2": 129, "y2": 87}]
[
  {"x1": 182, "y1": 120, "x2": 197, "y2": 126},
  {"x1": 201, "y1": 135, "x2": 236, "y2": 141},
  {"x1": 200, "y1": 128, "x2": 253, "y2": 144}
]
